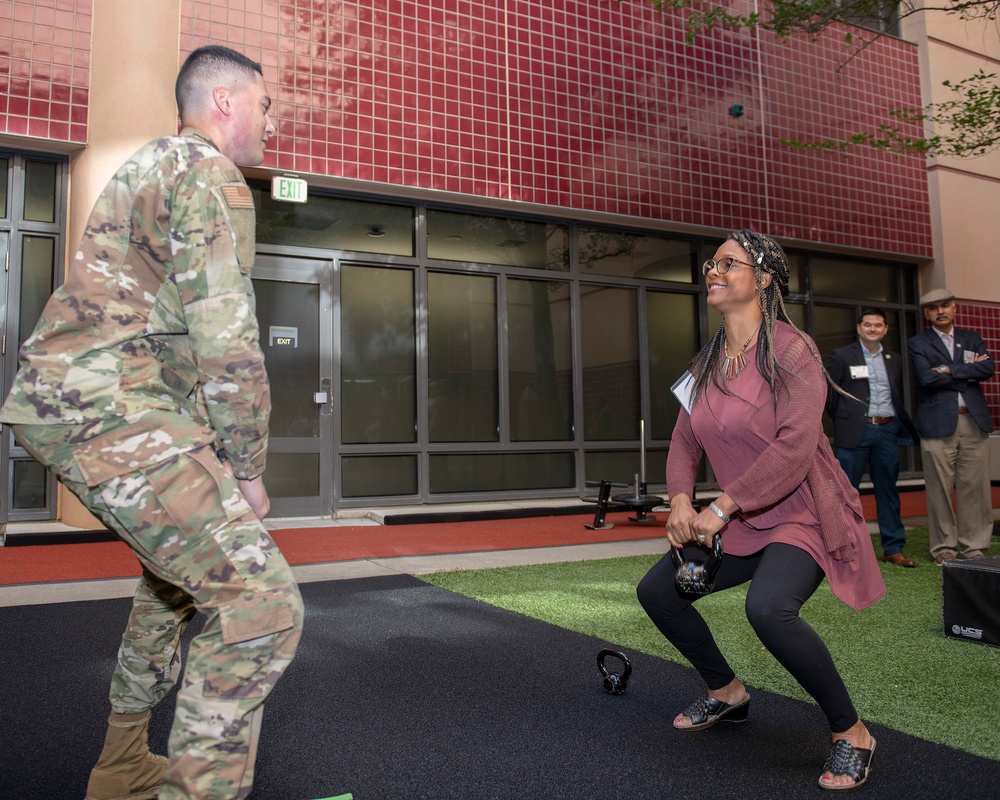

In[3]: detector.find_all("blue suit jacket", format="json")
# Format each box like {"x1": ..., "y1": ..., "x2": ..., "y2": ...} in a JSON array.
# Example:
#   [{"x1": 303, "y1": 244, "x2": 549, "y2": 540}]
[
  {"x1": 907, "y1": 327, "x2": 995, "y2": 438},
  {"x1": 825, "y1": 340, "x2": 918, "y2": 449}
]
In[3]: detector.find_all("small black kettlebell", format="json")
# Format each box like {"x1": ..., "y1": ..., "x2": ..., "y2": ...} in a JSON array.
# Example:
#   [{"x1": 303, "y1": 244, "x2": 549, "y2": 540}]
[
  {"x1": 670, "y1": 533, "x2": 724, "y2": 596},
  {"x1": 597, "y1": 649, "x2": 632, "y2": 695}
]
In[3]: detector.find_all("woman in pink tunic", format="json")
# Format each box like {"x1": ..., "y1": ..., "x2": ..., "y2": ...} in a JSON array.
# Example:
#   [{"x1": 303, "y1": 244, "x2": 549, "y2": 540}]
[{"x1": 637, "y1": 230, "x2": 885, "y2": 792}]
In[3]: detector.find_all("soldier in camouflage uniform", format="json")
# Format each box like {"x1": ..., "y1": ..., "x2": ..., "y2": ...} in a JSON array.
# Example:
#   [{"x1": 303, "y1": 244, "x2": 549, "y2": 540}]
[{"x1": 0, "y1": 46, "x2": 303, "y2": 800}]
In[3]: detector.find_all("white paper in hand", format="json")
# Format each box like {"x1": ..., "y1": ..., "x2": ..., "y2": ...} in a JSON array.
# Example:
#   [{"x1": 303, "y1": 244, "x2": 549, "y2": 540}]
[{"x1": 671, "y1": 370, "x2": 694, "y2": 414}]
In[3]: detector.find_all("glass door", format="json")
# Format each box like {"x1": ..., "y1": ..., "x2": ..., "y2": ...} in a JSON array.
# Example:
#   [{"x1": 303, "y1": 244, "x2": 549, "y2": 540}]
[
  {"x1": 252, "y1": 254, "x2": 333, "y2": 517},
  {"x1": 0, "y1": 231, "x2": 8, "y2": 530}
]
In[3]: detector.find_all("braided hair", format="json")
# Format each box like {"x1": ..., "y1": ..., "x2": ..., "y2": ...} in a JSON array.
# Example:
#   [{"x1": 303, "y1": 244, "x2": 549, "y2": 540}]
[{"x1": 690, "y1": 230, "x2": 843, "y2": 408}]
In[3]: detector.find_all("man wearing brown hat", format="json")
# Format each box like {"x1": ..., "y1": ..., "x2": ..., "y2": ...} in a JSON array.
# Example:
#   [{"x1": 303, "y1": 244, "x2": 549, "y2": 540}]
[{"x1": 908, "y1": 288, "x2": 995, "y2": 564}]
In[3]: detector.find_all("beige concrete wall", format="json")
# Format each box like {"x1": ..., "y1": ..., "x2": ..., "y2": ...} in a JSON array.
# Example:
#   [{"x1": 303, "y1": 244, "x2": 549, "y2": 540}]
[
  {"x1": 61, "y1": 0, "x2": 181, "y2": 528},
  {"x1": 902, "y1": 6, "x2": 1000, "y2": 302}
]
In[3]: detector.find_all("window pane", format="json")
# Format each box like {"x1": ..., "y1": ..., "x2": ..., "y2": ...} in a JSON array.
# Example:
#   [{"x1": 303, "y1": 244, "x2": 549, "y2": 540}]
[
  {"x1": 786, "y1": 251, "x2": 804, "y2": 295},
  {"x1": 261, "y1": 453, "x2": 319, "y2": 498},
  {"x1": 19, "y1": 236, "x2": 55, "y2": 347},
  {"x1": 580, "y1": 285, "x2": 639, "y2": 440},
  {"x1": 427, "y1": 209, "x2": 569, "y2": 270},
  {"x1": 428, "y1": 272, "x2": 498, "y2": 442},
  {"x1": 0, "y1": 158, "x2": 8, "y2": 218},
  {"x1": 253, "y1": 279, "x2": 320, "y2": 439},
  {"x1": 341, "y1": 266, "x2": 416, "y2": 444},
  {"x1": 878, "y1": 308, "x2": 902, "y2": 354},
  {"x1": 508, "y1": 278, "x2": 573, "y2": 441},
  {"x1": 901, "y1": 266, "x2": 918, "y2": 306},
  {"x1": 23, "y1": 160, "x2": 57, "y2": 222},
  {"x1": 784, "y1": 301, "x2": 806, "y2": 330},
  {"x1": 252, "y1": 188, "x2": 414, "y2": 256},
  {"x1": 647, "y1": 292, "x2": 699, "y2": 440},
  {"x1": 579, "y1": 228, "x2": 697, "y2": 282},
  {"x1": 811, "y1": 257, "x2": 896, "y2": 302},
  {"x1": 343, "y1": 455, "x2": 417, "y2": 497},
  {"x1": 12, "y1": 459, "x2": 47, "y2": 510},
  {"x1": 429, "y1": 452, "x2": 574, "y2": 493},
  {"x1": 584, "y1": 449, "x2": 670, "y2": 488},
  {"x1": 813, "y1": 305, "x2": 858, "y2": 355}
]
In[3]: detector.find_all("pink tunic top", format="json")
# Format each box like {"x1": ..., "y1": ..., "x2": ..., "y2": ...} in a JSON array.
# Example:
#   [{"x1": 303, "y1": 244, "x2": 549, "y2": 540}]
[{"x1": 667, "y1": 323, "x2": 886, "y2": 610}]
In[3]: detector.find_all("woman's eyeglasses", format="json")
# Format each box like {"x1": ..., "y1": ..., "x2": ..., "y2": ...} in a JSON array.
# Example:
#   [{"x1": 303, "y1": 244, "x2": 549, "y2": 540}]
[{"x1": 702, "y1": 256, "x2": 754, "y2": 276}]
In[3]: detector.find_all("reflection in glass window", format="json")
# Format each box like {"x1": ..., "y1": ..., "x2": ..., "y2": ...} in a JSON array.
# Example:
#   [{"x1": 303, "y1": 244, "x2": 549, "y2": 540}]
[
  {"x1": 813, "y1": 305, "x2": 858, "y2": 356},
  {"x1": 262, "y1": 453, "x2": 320, "y2": 498},
  {"x1": 428, "y1": 272, "x2": 498, "y2": 442},
  {"x1": 343, "y1": 455, "x2": 418, "y2": 497},
  {"x1": 508, "y1": 278, "x2": 573, "y2": 441},
  {"x1": 585, "y1": 449, "x2": 671, "y2": 488},
  {"x1": 812, "y1": 258, "x2": 896, "y2": 303},
  {"x1": 580, "y1": 285, "x2": 639, "y2": 440},
  {"x1": 12, "y1": 459, "x2": 47, "y2": 509},
  {"x1": 427, "y1": 209, "x2": 569, "y2": 270},
  {"x1": 24, "y1": 160, "x2": 57, "y2": 223},
  {"x1": 786, "y1": 251, "x2": 804, "y2": 295},
  {"x1": 341, "y1": 266, "x2": 416, "y2": 444},
  {"x1": 19, "y1": 236, "x2": 55, "y2": 346},
  {"x1": 877, "y1": 308, "x2": 902, "y2": 355},
  {"x1": 784, "y1": 302, "x2": 806, "y2": 331},
  {"x1": 429, "y1": 452, "x2": 574, "y2": 493},
  {"x1": 252, "y1": 187, "x2": 414, "y2": 256},
  {"x1": 0, "y1": 158, "x2": 8, "y2": 218},
  {"x1": 578, "y1": 228, "x2": 696, "y2": 282},
  {"x1": 647, "y1": 292, "x2": 699, "y2": 440}
]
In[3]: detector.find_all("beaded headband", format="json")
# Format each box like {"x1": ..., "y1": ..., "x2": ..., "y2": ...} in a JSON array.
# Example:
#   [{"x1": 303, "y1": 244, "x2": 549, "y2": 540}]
[{"x1": 729, "y1": 229, "x2": 790, "y2": 298}]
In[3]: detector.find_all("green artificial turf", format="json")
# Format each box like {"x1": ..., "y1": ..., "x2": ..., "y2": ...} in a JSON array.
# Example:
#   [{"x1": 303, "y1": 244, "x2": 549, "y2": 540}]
[{"x1": 423, "y1": 528, "x2": 1000, "y2": 761}]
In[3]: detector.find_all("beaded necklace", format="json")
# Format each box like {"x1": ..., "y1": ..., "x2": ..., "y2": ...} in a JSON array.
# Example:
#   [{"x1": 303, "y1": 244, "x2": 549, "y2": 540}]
[{"x1": 721, "y1": 331, "x2": 756, "y2": 380}]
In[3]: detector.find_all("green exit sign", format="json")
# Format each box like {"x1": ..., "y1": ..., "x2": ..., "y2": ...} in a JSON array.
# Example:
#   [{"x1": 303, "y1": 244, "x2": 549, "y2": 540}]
[{"x1": 271, "y1": 175, "x2": 308, "y2": 203}]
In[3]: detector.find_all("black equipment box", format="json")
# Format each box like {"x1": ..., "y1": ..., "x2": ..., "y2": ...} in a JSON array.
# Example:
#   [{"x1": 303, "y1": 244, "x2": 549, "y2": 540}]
[{"x1": 942, "y1": 557, "x2": 1000, "y2": 647}]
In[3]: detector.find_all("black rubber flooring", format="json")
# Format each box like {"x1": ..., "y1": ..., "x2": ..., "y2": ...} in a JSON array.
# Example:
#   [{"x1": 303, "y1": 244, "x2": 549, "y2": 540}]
[{"x1": 2, "y1": 574, "x2": 997, "y2": 799}]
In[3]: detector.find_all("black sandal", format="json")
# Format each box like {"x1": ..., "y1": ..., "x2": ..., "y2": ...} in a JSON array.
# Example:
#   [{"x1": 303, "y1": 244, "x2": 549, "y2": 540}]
[
  {"x1": 673, "y1": 692, "x2": 750, "y2": 731},
  {"x1": 818, "y1": 737, "x2": 876, "y2": 792}
]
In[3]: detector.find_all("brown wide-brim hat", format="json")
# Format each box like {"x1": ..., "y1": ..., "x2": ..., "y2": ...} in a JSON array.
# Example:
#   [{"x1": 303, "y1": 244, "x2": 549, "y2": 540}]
[{"x1": 920, "y1": 288, "x2": 955, "y2": 307}]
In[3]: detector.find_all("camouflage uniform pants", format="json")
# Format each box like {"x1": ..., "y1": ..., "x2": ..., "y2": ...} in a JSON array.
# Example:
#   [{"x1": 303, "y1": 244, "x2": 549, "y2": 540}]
[{"x1": 13, "y1": 422, "x2": 304, "y2": 800}]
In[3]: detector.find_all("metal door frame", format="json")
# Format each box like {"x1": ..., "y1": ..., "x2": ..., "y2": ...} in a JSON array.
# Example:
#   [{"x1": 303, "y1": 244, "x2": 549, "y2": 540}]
[{"x1": 253, "y1": 254, "x2": 334, "y2": 517}]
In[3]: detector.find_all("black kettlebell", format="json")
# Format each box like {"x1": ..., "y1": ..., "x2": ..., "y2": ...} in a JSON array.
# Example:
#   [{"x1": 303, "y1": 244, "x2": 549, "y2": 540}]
[
  {"x1": 597, "y1": 649, "x2": 632, "y2": 695},
  {"x1": 670, "y1": 533, "x2": 724, "y2": 596}
]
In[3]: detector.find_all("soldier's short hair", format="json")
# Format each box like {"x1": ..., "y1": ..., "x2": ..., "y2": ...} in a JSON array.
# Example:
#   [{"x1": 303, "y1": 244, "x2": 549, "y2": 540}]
[{"x1": 176, "y1": 46, "x2": 263, "y2": 119}]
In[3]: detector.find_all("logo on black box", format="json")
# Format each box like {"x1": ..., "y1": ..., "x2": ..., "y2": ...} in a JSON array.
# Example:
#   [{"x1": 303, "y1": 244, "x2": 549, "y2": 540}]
[{"x1": 951, "y1": 624, "x2": 984, "y2": 640}]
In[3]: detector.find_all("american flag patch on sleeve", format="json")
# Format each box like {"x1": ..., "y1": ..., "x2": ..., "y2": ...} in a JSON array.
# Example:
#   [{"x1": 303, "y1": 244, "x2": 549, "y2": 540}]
[{"x1": 221, "y1": 184, "x2": 255, "y2": 209}]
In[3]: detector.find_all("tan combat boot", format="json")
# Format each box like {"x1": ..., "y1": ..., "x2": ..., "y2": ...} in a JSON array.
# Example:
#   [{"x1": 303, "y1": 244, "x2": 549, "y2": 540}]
[{"x1": 84, "y1": 710, "x2": 167, "y2": 800}]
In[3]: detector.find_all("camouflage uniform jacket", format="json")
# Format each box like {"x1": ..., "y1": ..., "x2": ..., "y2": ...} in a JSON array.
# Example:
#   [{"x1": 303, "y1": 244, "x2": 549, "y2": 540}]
[{"x1": 0, "y1": 128, "x2": 270, "y2": 482}]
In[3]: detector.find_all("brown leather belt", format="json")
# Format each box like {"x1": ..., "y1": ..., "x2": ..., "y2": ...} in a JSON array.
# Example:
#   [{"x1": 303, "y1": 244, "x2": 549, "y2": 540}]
[
  {"x1": 958, "y1": 407, "x2": 969, "y2": 414},
  {"x1": 865, "y1": 416, "x2": 894, "y2": 425}
]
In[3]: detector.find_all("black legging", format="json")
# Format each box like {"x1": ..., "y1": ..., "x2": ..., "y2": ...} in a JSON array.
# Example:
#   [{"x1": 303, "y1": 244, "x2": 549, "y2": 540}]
[{"x1": 636, "y1": 542, "x2": 859, "y2": 733}]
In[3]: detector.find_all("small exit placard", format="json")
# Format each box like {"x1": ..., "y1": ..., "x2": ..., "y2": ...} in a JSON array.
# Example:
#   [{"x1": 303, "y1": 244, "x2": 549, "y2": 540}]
[
  {"x1": 271, "y1": 175, "x2": 308, "y2": 203},
  {"x1": 269, "y1": 326, "x2": 298, "y2": 348}
]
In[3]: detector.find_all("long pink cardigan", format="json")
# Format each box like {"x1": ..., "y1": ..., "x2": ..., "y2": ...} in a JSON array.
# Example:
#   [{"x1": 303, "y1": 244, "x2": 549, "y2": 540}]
[{"x1": 667, "y1": 323, "x2": 886, "y2": 610}]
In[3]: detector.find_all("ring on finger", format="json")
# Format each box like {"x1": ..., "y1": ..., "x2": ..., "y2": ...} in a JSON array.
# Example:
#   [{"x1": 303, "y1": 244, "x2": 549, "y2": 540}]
[{"x1": 697, "y1": 533, "x2": 706, "y2": 543}]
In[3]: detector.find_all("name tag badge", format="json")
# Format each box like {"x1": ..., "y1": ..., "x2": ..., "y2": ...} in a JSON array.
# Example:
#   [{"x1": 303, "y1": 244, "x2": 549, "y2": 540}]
[
  {"x1": 964, "y1": 350, "x2": 977, "y2": 364},
  {"x1": 850, "y1": 365, "x2": 870, "y2": 379}
]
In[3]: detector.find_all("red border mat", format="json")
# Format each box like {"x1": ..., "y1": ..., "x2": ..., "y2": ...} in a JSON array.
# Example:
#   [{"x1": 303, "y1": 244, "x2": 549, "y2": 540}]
[{"x1": 0, "y1": 514, "x2": 666, "y2": 586}]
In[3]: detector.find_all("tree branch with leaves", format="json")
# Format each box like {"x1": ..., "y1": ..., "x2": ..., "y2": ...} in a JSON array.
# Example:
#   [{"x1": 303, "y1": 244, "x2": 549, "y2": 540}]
[{"x1": 641, "y1": 0, "x2": 1000, "y2": 156}]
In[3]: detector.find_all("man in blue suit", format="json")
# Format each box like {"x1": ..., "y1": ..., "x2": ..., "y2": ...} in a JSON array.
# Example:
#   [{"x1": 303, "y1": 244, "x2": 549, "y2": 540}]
[
  {"x1": 908, "y1": 288, "x2": 995, "y2": 564},
  {"x1": 826, "y1": 308, "x2": 920, "y2": 567}
]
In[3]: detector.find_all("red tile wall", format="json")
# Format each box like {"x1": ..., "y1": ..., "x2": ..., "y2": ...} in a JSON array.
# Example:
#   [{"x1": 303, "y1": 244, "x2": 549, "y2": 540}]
[
  {"x1": 951, "y1": 300, "x2": 1000, "y2": 427},
  {"x1": 0, "y1": 0, "x2": 935, "y2": 258},
  {"x1": 0, "y1": 0, "x2": 91, "y2": 143},
  {"x1": 180, "y1": 0, "x2": 932, "y2": 257}
]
